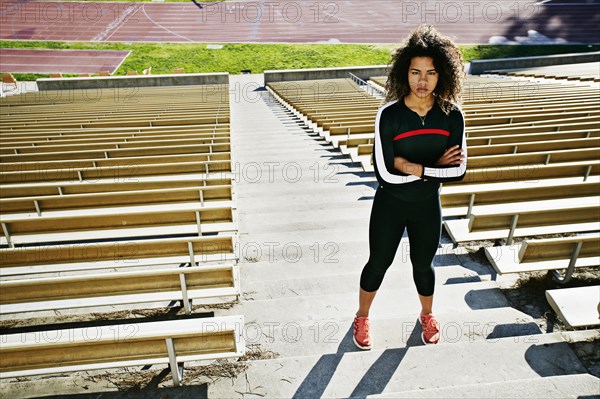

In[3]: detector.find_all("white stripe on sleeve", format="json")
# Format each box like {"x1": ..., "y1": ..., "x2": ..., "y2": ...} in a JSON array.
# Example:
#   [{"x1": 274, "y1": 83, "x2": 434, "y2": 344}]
[{"x1": 374, "y1": 101, "x2": 421, "y2": 185}]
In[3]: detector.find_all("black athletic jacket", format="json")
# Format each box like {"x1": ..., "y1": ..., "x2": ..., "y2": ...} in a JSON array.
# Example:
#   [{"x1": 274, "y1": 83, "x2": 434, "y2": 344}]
[{"x1": 373, "y1": 98, "x2": 467, "y2": 201}]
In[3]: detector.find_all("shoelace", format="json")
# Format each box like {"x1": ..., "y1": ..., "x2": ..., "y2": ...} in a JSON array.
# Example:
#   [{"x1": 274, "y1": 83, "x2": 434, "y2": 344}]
[
  {"x1": 421, "y1": 315, "x2": 439, "y2": 330},
  {"x1": 424, "y1": 318, "x2": 439, "y2": 333},
  {"x1": 427, "y1": 319, "x2": 437, "y2": 330},
  {"x1": 355, "y1": 318, "x2": 370, "y2": 334}
]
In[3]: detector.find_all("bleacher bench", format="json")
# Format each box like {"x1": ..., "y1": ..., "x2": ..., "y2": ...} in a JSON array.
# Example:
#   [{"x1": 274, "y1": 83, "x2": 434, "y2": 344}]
[
  {"x1": 546, "y1": 286, "x2": 600, "y2": 328},
  {"x1": 0, "y1": 264, "x2": 240, "y2": 315},
  {"x1": 0, "y1": 316, "x2": 245, "y2": 386}
]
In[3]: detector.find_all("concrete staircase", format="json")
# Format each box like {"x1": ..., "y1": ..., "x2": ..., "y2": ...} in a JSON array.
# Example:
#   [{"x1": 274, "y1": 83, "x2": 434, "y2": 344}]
[{"x1": 215, "y1": 74, "x2": 600, "y2": 398}]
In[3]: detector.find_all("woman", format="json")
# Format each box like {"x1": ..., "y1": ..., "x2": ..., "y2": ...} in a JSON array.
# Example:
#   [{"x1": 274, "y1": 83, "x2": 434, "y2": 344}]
[{"x1": 354, "y1": 25, "x2": 467, "y2": 349}]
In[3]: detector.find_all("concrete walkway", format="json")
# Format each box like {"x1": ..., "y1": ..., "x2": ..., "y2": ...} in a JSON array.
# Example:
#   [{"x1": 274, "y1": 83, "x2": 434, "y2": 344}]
[{"x1": 205, "y1": 74, "x2": 600, "y2": 397}]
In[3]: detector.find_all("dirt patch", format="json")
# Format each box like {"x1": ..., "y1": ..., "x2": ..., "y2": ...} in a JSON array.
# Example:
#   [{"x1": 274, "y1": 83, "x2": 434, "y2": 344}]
[
  {"x1": 194, "y1": 300, "x2": 240, "y2": 311},
  {"x1": 83, "y1": 344, "x2": 279, "y2": 391},
  {"x1": 459, "y1": 239, "x2": 498, "y2": 264},
  {"x1": 239, "y1": 344, "x2": 279, "y2": 362},
  {"x1": 0, "y1": 308, "x2": 180, "y2": 330},
  {"x1": 500, "y1": 267, "x2": 600, "y2": 333},
  {"x1": 0, "y1": 303, "x2": 237, "y2": 332},
  {"x1": 568, "y1": 336, "x2": 600, "y2": 378},
  {"x1": 513, "y1": 233, "x2": 578, "y2": 241},
  {"x1": 450, "y1": 239, "x2": 498, "y2": 263}
]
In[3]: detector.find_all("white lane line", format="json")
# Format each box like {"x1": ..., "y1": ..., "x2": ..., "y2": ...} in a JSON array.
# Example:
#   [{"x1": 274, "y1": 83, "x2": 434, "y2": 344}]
[
  {"x1": 93, "y1": 4, "x2": 142, "y2": 42},
  {"x1": 140, "y1": 4, "x2": 195, "y2": 42}
]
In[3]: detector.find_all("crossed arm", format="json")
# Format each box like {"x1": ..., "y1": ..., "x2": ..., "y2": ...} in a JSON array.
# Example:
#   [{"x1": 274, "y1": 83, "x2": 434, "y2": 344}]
[
  {"x1": 394, "y1": 145, "x2": 465, "y2": 178},
  {"x1": 374, "y1": 102, "x2": 467, "y2": 184}
]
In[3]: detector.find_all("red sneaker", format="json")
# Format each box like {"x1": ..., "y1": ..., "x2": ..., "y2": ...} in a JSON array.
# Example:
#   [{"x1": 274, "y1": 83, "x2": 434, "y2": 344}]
[
  {"x1": 420, "y1": 313, "x2": 440, "y2": 345},
  {"x1": 353, "y1": 316, "x2": 372, "y2": 350}
]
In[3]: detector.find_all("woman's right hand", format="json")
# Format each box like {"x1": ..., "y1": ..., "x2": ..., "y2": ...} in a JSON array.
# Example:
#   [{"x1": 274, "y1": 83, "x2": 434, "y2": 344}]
[{"x1": 435, "y1": 145, "x2": 465, "y2": 166}]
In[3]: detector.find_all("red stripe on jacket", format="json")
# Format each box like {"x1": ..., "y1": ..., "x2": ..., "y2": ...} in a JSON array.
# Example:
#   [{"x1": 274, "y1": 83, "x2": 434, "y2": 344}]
[{"x1": 393, "y1": 129, "x2": 450, "y2": 141}]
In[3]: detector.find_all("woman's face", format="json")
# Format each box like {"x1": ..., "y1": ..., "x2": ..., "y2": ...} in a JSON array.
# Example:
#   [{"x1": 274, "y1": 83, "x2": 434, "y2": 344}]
[{"x1": 408, "y1": 56, "x2": 439, "y2": 99}]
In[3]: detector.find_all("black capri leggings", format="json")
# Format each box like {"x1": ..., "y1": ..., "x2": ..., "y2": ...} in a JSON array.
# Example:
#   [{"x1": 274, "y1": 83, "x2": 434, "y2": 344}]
[{"x1": 360, "y1": 186, "x2": 442, "y2": 296}]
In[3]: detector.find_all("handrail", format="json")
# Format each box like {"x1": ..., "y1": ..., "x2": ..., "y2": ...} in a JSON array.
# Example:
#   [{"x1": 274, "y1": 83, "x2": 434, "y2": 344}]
[{"x1": 348, "y1": 73, "x2": 385, "y2": 98}]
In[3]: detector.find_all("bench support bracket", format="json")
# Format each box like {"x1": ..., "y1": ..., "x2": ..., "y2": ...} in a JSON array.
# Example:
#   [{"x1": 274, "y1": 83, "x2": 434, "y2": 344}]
[
  {"x1": 2, "y1": 222, "x2": 13, "y2": 248},
  {"x1": 466, "y1": 194, "x2": 476, "y2": 218},
  {"x1": 550, "y1": 241, "x2": 581, "y2": 285},
  {"x1": 188, "y1": 241, "x2": 196, "y2": 266},
  {"x1": 165, "y1": 338, "x2": 184, "y2": 386},
  {"x1": 506, "y1": 214, "x2": 519, "y2": 245},
  {"x1": 179, "y1": 272, "x2": 192, "y2": 315}
]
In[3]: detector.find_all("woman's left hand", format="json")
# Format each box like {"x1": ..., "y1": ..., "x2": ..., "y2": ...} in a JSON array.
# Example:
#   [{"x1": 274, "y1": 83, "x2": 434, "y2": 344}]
[{"x1": 435, "y1": 145, "x2": 465, "y2": 166}]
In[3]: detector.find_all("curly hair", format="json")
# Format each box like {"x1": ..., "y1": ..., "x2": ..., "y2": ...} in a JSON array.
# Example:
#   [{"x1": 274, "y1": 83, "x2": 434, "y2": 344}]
[{"x1": 385, "y1": 25, "x2": 465, "y2": 114}]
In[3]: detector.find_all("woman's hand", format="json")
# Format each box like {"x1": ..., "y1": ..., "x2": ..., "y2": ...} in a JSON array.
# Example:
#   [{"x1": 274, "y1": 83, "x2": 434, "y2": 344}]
[
  {"x1": 394, "y1": 156, "x2": 423, "y2": 177},
  {"x1": 435, "y1": 145, "x2": 465, "y2": 166}
]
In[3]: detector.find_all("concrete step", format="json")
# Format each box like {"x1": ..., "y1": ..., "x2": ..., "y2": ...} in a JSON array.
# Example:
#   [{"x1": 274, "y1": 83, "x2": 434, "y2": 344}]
[
  {"x1": 237, "y1": 224, "x2": 369, "y2": 247},
  {"x1": 231, "y1": 140, "x2": 328, "y2": 151},
  {"x1": 231, "y1": 155, "x2": 363, "y2": 171},
  {"x1": 236, "y1": 182, "x2": 372, "y2": 201},
  {"x1": 232, "y1": 122, "x2": 306, "y2": 126},
  {"x1": 217, "y1": 280, "x2": 510, "y2": 324},
  {"x1": 233, "y1": 140, "x2": 317, "y2": 149},
  {"x1": 230, "y1": 166, "x2": 372, "y2": 189},
  {"x1": 234, "y1": 123, "x2": 307, "y2": 130},
  {"x1": 234, "y1": 126, "x2": 309, "y2": 133},
  {"x1": 368, "y1": 374, "x2": 600, "y2": 398},
  {"x1": 234, "y1": 128, "x2": 307, "y2": 136},
  {"x1": 246, "y1": 307, "x2": 541, "y2": 358},
  {"x1": 205, "y1": 332, "x2": 589, "y2": 398},
  {"x1": 236, "y1": 182, "x2": 371, "y2": 199},
  {"x1": 236, "y1": 235, "x2": 368, "y2": 273},
  {"x1": 240, "y1": 211, "x2": 369, "y2": 234},
  {"x1": 239, "y1": 206, "x2": 372, "y2": 233},
  {"x1": 238, "y1": 241, "x2": 484, "y2": 283},
  {"x1": 236, "y1": 191, "x2": 375, "y2": 213},
  {"x1": 231, "y1": 154, "x2": 337, "y2": 164},
  {"x1": 231, "y1": 155, "x2": 361, "y2": 168},
  {"x1": 235, "y1": 228, "x2": 466, "y2": 260},
  {"x1": 240, "y1": 264, "x2": 490, "y2": 299}
]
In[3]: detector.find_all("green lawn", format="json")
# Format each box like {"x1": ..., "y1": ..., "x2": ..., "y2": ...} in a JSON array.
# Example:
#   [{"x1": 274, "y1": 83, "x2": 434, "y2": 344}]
[{"x1": 2, "y1": 40, "x2": 598, "y2": 81}]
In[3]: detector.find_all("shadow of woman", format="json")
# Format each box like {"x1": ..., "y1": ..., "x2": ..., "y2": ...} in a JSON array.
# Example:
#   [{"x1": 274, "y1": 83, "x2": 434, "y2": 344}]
[{"x1": 292, "y1": 319, "x2": 423, "y2": 398}]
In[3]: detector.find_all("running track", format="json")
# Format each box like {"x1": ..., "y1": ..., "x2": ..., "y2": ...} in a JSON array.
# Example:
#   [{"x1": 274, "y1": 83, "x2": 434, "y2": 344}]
[
  {"x1": 0, "y1": 48, "x2": 130, "y2": 73},
  {"x1": 0, "y1": 0, "x2": 599, "y2": 44}
]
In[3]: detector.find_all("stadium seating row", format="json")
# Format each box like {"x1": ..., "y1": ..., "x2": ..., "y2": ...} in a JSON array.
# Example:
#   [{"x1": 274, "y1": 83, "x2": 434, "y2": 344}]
[{"x1": 0, "y1": 83, "x2": 243, "y2": 384}]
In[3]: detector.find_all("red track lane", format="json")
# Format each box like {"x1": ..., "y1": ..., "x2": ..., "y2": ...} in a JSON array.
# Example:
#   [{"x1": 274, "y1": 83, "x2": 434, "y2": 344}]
[
  {"x1": 0, "y1": 0, "x2": 599, "y2": 44},
  {"x1": 0, "y1": 48, "x2": 130, "y2": 73}
]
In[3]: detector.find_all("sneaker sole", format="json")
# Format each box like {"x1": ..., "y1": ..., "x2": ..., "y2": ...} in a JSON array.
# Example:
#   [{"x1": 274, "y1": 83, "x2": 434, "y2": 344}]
[
  {"x1": 353, "y1": 335, "x2": 372, "y2": 350},
  {"x1": 421, "y1": 332, "x2": 439, "y2": 345},
  {"x1": 419, "y1": 315, "x2": 440, "y2": 345}
]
